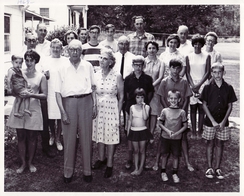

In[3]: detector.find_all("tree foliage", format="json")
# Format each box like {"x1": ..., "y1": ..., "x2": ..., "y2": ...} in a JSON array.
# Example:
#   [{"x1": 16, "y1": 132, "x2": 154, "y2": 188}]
[{"x1": 86, "y1": 5, "x2": 240, "y2": 36}]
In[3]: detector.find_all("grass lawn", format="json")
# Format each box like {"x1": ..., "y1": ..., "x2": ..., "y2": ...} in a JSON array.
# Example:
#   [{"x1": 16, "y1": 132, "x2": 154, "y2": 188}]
[{"x1": 4, "y1": 43, "x2": 240, "y2": 192}]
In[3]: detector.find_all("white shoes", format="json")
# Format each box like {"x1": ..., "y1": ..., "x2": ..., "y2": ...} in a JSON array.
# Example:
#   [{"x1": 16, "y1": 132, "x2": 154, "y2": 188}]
[
  {"x1": 56, "y1": 141, "x2": 63, "y2": 151},
  {"x1": 161, "y1": 172, "x2": 168, "y2": 181},
  {"x1": 172, "y1": 174, "x2": 180, "y2": 183},
  {"x1": 49, "y1": 137, "x2": 55, "y2": 146}
]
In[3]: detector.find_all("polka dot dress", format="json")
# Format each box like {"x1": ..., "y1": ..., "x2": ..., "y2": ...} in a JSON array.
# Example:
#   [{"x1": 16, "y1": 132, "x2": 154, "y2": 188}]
[{"x1": 92, "y1": 69, "x2": 120, "y2": 145}]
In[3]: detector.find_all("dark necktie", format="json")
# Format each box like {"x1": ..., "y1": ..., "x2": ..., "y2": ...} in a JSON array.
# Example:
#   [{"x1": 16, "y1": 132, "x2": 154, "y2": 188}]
[{"x1": 120, "y1": 54, "x2": 125, "y2": 77}]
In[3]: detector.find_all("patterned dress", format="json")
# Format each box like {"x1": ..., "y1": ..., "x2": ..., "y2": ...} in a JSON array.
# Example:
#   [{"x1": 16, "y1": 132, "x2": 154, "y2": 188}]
[{"x1": 92, "y1": 69, "x2": 120, "y2": 145}]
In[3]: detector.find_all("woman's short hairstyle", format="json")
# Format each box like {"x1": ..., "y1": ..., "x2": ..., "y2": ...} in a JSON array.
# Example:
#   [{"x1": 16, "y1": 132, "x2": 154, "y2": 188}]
[
  {"x1": 168, "y1": 90, "x2": 181, "y2": 99},
  {"x1": 77, "y1": 27, "x2": 87, "y2": 35},
  {"x1": 64, "y1": 30, "x2": 78, "y2": 42},
  {"x1": 11, "y1": 54, "x2": 23, "y2": 62},
  {"x1": 134, "y1": 88, "x2": 146, "y2": 98},
  {"x1": 145, "y1": 41, "x2": 159, "y2": 51},
  {"x1": 50, "y1": 38, "x2": 63, "y2": 48},
  {"x1": 205, "y1": 32, "x2": 218, "y2": 44},
  {"x1": 24, "y1": 49, "x2": 40, "y2": 64},
  {"x1": 191, "y1": 34, "x2": 205, "y2": 47},
  {"x1": 101, "y1": 48, "x2": 116, "y2": 69},
  {"x1": 166, "y1": 34, "x2": 180, "y2": 48},
  {"x1": 89, "y1": 25, "x2": 101, "y2": 34}
]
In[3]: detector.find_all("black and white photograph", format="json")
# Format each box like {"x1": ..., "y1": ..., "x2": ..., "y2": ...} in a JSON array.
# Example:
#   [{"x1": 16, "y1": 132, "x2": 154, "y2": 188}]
[{"x1": 3, "y1": 0, "x2": 241, "y2": 193}]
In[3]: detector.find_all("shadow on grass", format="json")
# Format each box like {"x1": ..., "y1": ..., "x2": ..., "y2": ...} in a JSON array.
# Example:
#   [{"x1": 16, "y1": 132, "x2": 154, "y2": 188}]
[{"x1": 4, "y1": 118, "x2": 239, "y2": 192}]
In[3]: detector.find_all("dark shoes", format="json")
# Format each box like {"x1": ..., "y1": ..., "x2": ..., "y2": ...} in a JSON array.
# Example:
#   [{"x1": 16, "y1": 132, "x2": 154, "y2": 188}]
[
  {"x1": 92, "y1": 158, "x2": 107, "y2": 169},
  {"x1": 104, "y1": 167, "x2": 113, "y2": 178},
  {"x1": 83, "y1": 175, "x2": 93, "y2": 183},
  {"x1": 63, "y1": 175, "x2": 73, "y2": 183},
  {"x1": 42, "y1": 149, "x2": 55, "y2": 158}
]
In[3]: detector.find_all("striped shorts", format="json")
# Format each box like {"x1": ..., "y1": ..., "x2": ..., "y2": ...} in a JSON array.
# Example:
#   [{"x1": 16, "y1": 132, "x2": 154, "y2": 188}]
[{"x1": 202, "y1": 125, "x2": 230, "y2": 141}]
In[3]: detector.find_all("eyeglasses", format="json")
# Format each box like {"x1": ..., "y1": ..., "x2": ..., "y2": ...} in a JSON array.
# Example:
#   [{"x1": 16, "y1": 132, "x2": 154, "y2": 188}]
[
  {"x1": 206, "y1": 39, "x2": 215, "y2": 43},
  {"x1": 90, "y1": 31, "x2": 99, "y2": 34},
  {"x1": 51, "y1": 46, "x2": 62, "y2": 50},
  {"x1": 27, "y1": 39, "x2": 37, "y2": 43},
  {"x1": 133, "y1": 63, "x2": 143, "y2": 67},
  {"x1": 68, "y1": 48, "x2": 81, "y2": 53},
  {"x1": 38, "y1": 29, "x2": 47, "y2": 32},
  {"x1": 99, "y1": 56, "x2": 108, "y2": 61}
]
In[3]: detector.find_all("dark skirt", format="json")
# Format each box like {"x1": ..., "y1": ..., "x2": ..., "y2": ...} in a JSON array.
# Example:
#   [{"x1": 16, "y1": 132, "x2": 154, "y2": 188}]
[{"x1": 127, "y1": 128, "x2": 153, "y2": 142}]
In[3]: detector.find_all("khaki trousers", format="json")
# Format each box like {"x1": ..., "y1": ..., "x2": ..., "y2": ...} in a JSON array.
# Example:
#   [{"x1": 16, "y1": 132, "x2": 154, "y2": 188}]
[{"x1": 62, "y1": 95, "x2": 93, "y2": 177}]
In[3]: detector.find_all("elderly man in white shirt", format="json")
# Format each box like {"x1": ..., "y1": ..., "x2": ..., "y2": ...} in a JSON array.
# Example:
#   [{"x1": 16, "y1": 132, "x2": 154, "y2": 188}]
[
  {"x1": 36, "y1": 23, "x2": 51, "y2": 56},
  {"x1": 177, "y1": 25, "x2": 193, "y2": 57},
  {"x1": 55, "y1": 40, "x2": 96, "y2": 184},
  {"x1": 113, "y1": 35, "x2": 135, "y2": 79}
]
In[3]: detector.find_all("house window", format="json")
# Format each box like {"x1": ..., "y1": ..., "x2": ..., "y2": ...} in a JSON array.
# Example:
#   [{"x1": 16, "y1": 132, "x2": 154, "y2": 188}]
[
  {"x1": 4, "y1": 14, "x2": 10, "y2": 52},
  {"x1": 40, "y1": 8, "x2": 49, "y2": 25}
]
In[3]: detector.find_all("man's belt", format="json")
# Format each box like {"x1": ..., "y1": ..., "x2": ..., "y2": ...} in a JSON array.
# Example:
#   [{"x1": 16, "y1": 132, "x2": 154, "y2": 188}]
[{"x1": 66, "y1": 93, "x2": 91, "y2": 98}]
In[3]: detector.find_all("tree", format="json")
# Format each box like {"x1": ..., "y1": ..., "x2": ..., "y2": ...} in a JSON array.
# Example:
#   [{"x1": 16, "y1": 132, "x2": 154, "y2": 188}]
[{"x1": 85, "y1": 5, "x2": 240, "y2": 36}]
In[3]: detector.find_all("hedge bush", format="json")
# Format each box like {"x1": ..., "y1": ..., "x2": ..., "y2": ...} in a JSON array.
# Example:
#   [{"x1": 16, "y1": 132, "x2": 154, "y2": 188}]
[{"x1": 46, "y1": 26, "x2": 78, "y2": 46}]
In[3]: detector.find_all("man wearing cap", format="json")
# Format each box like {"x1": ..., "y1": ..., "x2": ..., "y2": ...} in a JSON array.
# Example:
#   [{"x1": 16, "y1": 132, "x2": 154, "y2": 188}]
[
  {"x1": 124, "y1": 55, "x2": 154, "y2": 169},
  {"x1": 127, "y1": 16, "x2": 155, "y2": 57},
  {"x1": 55, "y1": 39, "x2": 96, "y2": 183}
]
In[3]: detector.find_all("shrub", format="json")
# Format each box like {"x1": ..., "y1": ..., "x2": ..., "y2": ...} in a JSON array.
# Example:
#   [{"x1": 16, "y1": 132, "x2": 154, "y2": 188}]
[{"x1": 46, "y1": 26, "x2": 78, "y2": 46}]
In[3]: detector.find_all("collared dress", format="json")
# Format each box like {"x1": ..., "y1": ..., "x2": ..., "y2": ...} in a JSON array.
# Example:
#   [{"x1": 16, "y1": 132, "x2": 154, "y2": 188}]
[
  {"x1": 159, "y1": 49, "x2": 185, "y2": 78},
  {"x1": 92, "y1": 69, "x2": 120, "y2": 145},
  {"x1": 202, "y1": 46, "x2": 222, "y2": 66},
  {"x1": 144, "y1": 56, "x2": 164, "y2": 115}
]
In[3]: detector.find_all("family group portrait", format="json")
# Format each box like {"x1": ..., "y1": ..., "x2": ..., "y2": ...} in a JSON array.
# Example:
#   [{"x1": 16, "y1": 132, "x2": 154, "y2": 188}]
[{"x1": 3, "y1": 2, "x2": 240, "y2": 194}]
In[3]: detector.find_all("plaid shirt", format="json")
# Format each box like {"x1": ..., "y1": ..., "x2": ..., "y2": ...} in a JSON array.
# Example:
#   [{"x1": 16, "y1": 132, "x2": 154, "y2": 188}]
[{"x1": 127, "y1": 32, "x2": 155, "y2": 57}]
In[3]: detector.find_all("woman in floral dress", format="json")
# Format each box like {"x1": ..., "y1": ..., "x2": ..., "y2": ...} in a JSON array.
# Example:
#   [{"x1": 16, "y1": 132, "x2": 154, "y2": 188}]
[{"x1": 92, "y1": 48, "x2": 124, "y2": 178}]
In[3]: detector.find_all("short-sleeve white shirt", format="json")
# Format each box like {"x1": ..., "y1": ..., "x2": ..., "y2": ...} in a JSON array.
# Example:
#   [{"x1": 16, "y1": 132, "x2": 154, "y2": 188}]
[{"x1": 55, "y1": 59, "x2": 95, "y2": 97}]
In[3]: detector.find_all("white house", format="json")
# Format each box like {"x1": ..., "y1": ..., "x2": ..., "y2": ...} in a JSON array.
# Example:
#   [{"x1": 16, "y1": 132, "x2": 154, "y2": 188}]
[
  {"x1": 4, "y1": 5, "x2": 54, "y2": 70},
  {"x1": 25, "y1": 5, "x2": 88, "y2": 31},
  {"x1": 4, "y1": 5, "x2": 88, "y2": 72}
]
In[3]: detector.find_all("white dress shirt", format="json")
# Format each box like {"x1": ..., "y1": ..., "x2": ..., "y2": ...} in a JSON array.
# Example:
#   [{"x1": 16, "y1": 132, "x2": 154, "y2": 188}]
[{"x1": 113, "y1": 51, "x2": 135, "y2": 79}]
